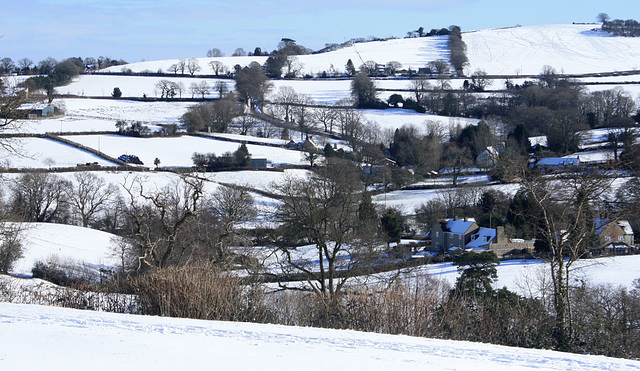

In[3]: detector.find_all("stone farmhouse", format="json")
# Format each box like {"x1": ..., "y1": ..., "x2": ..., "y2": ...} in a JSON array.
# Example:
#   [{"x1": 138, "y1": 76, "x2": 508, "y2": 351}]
[{"x1": 429, "y1": 218, "x2": 534, "y2": 257}]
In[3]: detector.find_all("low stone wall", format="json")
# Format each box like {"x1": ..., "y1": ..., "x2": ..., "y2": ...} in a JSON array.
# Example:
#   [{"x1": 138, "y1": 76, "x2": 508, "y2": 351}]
[{"x1": 489, "y1": 242, "x2": 535, "y2": 257}]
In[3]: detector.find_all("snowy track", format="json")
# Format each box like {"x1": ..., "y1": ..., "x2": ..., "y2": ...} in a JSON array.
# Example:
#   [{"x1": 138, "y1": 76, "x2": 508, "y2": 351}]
[{"x1": 1, "y1": 302, "x2": 639, "y2": 371}]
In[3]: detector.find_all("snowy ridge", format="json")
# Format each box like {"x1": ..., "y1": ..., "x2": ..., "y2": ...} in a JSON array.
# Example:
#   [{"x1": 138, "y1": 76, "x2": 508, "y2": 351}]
[
  {"x1": 101, "y1": 36, "x2": 450, "y2": 77},
  {"x1": 1, "y1": 302, "x2": 638, "y2": 371},
  {"x1": 99, "y1": 24, "x2": 640, "y2": 79}
]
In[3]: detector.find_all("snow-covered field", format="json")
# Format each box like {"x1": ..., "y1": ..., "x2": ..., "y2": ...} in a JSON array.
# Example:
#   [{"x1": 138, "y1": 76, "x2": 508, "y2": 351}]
[
  {"x1": 0, "y1": 137, "x2": 118, "y2": 168},
  {"x1": 9, "y1": 223, "x2": 121, "y2": 277},
  {"x1": 1, "y1": 302, "x2": 639, "y2": 371},
  {"x1": 57, "y1": 75, "x2": 234, "y2": 99},
  {"x1": 12, "y1": 117, "x2": 121, "y2": 134},
  {"x1": 464, "y1": 24, "x2": 640, "y2": 76},
  {"x1": 372, "y1": 182, "x2": 522, "y2": 212},
  {"x1": 205, "y1": 168, "x2": 311, "y2": 192},
  {"x1": 60, "y1": 134, "x2": 306, "y2": 167},
  {"x1": 61, "y1": 98, "x2": 192, "y2": 125},
  {"x1": 361, "y1": 108, "x2": 479, "y2": 134}
]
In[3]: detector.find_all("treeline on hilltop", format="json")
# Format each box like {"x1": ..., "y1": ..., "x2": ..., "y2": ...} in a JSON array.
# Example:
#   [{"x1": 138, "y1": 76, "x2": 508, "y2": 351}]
[
  {"x1": 0, "y1": 55, "x2": 125, "y2": 76},
  {"x1": 0, "y1": 56, "x2": 127, "y2": 103},
  {"x1": 602, "y1": 18, "x2": 640, "y2": 37}
]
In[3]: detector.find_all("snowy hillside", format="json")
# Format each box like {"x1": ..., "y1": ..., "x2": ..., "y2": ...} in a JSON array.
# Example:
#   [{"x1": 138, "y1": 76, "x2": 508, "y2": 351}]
[
  {"x1": 8, "y1": 223, "x2": 121, "y2": 277},
  {"x1": 102, "y1": 36, "x2": 450, "y2": 77},
  {"x1": 1, "y1": 302, "x2": 639, "y2": 371},
  {"x1": 98, "y1": 24, "x2": 640, "y2": 79},
  {"x1": 464, "y1": 24, "x2": 640, "y2": 75}
]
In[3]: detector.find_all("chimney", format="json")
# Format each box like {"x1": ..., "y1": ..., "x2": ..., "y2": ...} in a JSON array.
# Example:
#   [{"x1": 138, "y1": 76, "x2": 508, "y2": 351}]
[{"x1": 496, "y1": 226, "x2": 505, "y2": 244}]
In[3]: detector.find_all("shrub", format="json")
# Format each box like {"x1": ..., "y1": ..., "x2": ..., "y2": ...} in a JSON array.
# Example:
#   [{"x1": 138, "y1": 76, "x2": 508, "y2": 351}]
[
  {"x1": 130, "y1": 264, "x2": 271, "y2": 322},
  {"x1": 0, "y1": 229, "x2": 23, "y2": 274},
  {"x1": 31, "y1": 257, "x2": 96, "y2": 287}
]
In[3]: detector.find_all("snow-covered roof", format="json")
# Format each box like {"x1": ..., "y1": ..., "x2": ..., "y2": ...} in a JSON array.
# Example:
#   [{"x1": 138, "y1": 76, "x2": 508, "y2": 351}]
[
  {"x1": 595, "y1": 219, "x2": 634, "y2": 235},
  {"x1": 618, "y1": 220, "x2": 634, "y2": 235},
  {"x1": 466, "y1": 227, "x2": 496, "y2": 248},
  {"x1": 444, "y1": 219, "x2": 476, "y2": 235},
  {"x1": 536, "y1": 157, "x2": 579, "y2": 167}
]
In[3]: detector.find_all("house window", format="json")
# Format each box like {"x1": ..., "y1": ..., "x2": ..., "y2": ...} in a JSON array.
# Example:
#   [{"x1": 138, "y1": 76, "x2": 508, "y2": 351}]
[
  {"x1": 619, "y1": 236, "x2": 625, "y2": 241},
  {"x1": 435, "y1": 231, "x2": 439, "y2": 237},
  {"x1": 605, "y1": 236, "x2": 612, "y2": 242}
]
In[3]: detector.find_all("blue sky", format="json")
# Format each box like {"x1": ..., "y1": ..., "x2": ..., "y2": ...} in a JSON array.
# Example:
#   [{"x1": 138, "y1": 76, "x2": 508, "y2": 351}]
[{"x1": 0, "y1": 0, "x2": 636, "y2": 64}]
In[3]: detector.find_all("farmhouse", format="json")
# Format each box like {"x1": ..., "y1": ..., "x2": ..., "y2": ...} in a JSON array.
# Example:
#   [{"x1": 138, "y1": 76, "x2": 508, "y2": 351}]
[
  {"x1": 429, "y1": 219, "x2": 534, "y2": 256},
  {"x1": 594, "y1": 219, "x2": 637, "y2": 255},
  {"x1": 26, "y1": 104, "x2": 54, "y2": 119},
  {"x1": 430, "y1": 218, "x2": 478, "y2": 253},
  {"x1": 476, "y1": 146, "x2": 500, "y2": 169},
  {"x1": 534, "y1": 157, "x2": 580, "y2": 173}
]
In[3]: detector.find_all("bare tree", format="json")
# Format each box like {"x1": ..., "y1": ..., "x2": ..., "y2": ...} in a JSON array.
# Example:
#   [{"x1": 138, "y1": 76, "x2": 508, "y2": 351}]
[
  {"x1": 271, "y1": 160, "x2": 378, "y2": 308},
  {"x1": 0, "y1": 78, "x2": 25, "y2": 149},
  {"x1": 312, "y1": 106, "x2": 339, "y2": 133},
  {"x1": 177, "y1": 59, "x2": 186, "y2": 74},
  {"x1": 10, "y1": 173, "x2": 70, "y2": 223},
  {"x1": 470, "y1": 69, "x2": 492, "y2": 91},
  {"x1": 0, "y1": 58, "x2": 15, "y2": 74},
  {"x1": 338, "y1": 107, "x2": 366, "y2": 149},
  {"x1": 206, "y1": 48, "x2": 224, "y2": 57},
  {"x1": 294, "y1": 93, "x2": 315, "y2": 139},
  {"x1": 190, "y1": 81, "x2": 209, "y2": 98},
  {"x1": 385, "y1": 61, "x2": 402, "y2": 76},
  {"x1": 584, "y1": 87, "x2": 637, "y2": 127},
  {"x1": 232, "y1": 48, "x2": 247, "y2": 57},
  {"x1": 233, "y1": 114, "x2": 259, "y2": 135},
  {"x1": 186, "y1": 58, "x2": 201, "y2": 76},
  {"x1": 154, "y1": 80, "x2": 180, "y2": 98},
  {"x1": 408, "y1": 78, "x2": 432, "y2": 104},
  {"x1": 168, "y1": 63, "x2": 180, "y2": 74},
  {"x1": 597, "y1": 12, "x2": 610, "y2": 24},
  {"x1": 429, "y1": 60, "x2": 452, "y2": 89},
  {"x1": 17, "y1": 58, "x2": 33, "y2": 74},
  {"x1": 0, "y1": 84, "x2": 26, "y2": 273},
  {"x1": 64, "y1": 172, "x2": 117, "y2": 227},
  {"x1": 37, "y1": 57, "x2": 57, "y2": 75},
  {"x1": 121, "y1": 174, "x2": 204, "y2": 269},
  {"x1": 0, "y1": 220, "x2": 25, "y2": 273},
  {"x1": 361, "y1": 60, "x2": 378, "y2": 76},
  {"x1": 189, "y1": 82, "x2": 199, "y2": 98},
  {"x1": 208, "y1": 61, "x2": 227, "y2": 76},
  {"x1": 214, "y1": 80, "x2": 228, "y2": 98},
  {"x1": 176, "y1": 82, "x2": 185, "y2": 98},
  {"x1": 283, "y1": 56, "x2": 303, "y2": 78},
  {"x1": 272, "y1": 86, "x2": 299, "y2": 123},
  {"x1": 206, "y1": 186, "x2": 256, "y2": 264},
  {"x1": 517, "y1": 170, "x2": 616, "y2": 351}
]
